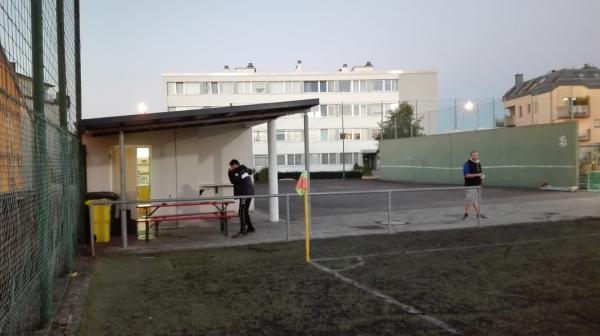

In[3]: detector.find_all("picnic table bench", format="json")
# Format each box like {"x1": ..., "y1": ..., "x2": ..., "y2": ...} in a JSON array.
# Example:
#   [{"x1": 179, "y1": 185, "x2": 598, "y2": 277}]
[{"x1": 137, "y1": 201, "x2": 236, "y2": 242}]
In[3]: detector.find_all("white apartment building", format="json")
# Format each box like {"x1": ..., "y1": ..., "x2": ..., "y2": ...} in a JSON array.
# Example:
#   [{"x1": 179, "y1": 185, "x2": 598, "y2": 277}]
[{"x1": 162, "y1": 61, "x2": 437, "y2": 172}]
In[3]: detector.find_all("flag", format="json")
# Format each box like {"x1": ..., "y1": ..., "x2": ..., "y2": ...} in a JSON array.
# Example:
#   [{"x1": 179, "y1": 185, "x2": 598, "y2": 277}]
[{"x1": 295, "y1": 171, "x2": 308, "y2": 196}]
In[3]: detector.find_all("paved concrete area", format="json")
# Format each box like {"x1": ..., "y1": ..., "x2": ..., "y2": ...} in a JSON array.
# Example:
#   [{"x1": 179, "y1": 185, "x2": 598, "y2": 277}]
[{"x1": 101, "y1": 179, "x2": 600, "y2": 255}]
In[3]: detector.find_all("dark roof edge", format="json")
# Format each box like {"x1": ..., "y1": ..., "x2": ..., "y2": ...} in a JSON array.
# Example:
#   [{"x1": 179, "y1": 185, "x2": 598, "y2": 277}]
[{"x1": 80, "y1": 99, "x2": 319, "y2": 127}]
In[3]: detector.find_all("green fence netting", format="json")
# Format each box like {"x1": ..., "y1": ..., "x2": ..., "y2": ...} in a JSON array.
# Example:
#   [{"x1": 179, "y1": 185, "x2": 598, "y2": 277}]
[
  {"x1": 0, "y1": 1, "x2": 82, "y2": 335},
  {"x1": 588, "y1": 171, "x2": 600, "y2": 192}
]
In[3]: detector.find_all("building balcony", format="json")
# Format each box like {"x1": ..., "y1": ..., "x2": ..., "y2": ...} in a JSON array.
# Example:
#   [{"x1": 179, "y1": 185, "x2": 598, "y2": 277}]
[
  {"x1": 579, "y1": 129, "x2": 591, "y2": 142},
  {"x1": 557, "y1": 105, "x2": 590, "y2": 119},
  {"x1": 504, "y1": 115, "x2": 516, "y2": 127}
]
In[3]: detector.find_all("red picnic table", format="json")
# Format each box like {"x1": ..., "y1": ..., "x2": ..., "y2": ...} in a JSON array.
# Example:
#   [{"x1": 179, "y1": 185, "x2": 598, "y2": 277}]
[{"x1": 137, "y1": 201, "x2": 237, "y2": 242}]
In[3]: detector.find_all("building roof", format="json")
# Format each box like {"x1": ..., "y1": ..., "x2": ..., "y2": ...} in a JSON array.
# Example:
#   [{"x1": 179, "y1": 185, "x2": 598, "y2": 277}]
[
  {"x1": 80, "y1": 99, "x2": 319, "y2": 136},
  {"x1": 503, "y1": 65, "x2": 600, "y2": 101}
]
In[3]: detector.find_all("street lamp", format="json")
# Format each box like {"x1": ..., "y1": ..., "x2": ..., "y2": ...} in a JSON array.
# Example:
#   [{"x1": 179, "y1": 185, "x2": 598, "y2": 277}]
[
  {"x1": 137, "y1": 102, "x2": 148, "y2": 114},
  {"x1": 463, "y1": 101, "x2": 474, "y2": 131}
]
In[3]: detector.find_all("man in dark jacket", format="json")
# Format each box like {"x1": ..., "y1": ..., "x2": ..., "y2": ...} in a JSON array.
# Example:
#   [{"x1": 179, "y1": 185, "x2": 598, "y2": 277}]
[
  {"x1": 228, "y1": 159, "x2": 255, "y2": 237},
  {"x1": 463, "y1": 150, "x2": 486, "y2": 220}
]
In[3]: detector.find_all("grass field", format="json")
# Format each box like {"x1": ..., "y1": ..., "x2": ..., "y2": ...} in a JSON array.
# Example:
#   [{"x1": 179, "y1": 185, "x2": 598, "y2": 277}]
[{"x1": 78, "y1": 219, "x2": 600, "y2": 336}]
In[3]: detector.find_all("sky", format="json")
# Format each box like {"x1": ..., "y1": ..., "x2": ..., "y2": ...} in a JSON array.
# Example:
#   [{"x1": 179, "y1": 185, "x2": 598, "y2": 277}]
[{"x1": 81, "y1": 0, "x2": 600, "y2": 119}]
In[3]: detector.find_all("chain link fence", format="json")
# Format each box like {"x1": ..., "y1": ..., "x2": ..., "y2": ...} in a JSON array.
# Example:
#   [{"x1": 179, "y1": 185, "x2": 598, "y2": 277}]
[{"x1": 0, "y1": 0, "x2": 82, "y2": 335}]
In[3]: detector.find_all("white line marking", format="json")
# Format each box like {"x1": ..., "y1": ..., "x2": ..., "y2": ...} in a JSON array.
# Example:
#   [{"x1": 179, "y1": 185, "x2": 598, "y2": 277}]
[
  {"x1": 330, "y1": 256, "x2": 365, "y2": 272},
  {"x1": 380, "y1": 165, "x2": 575, "y2": 169},
  {"x1": 313, "y1": 232, "x2": 600, "y2": 262},
  {"x1": 311, "y1": 261, "x2": 461, "y2": 335}
]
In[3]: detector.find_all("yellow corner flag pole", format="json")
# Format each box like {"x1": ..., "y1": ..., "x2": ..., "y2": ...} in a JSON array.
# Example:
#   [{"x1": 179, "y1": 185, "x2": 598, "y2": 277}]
[
  {"x1": 295, "y1": 170, "x2": 310, "y2": 263},
  {"x1": 304, "y1": 188, "x2": 310, "y2": 263}
]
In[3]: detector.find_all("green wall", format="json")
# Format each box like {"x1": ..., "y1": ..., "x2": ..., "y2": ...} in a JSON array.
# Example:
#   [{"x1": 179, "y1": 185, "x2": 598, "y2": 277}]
[{"x1": 380, "y1": 122, "x2": 578, "y2": 188}]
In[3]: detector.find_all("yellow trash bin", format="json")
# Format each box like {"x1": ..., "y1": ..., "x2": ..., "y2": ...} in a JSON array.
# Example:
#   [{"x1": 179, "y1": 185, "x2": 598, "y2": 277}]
[{"x1": 85, "y1": 200, "x2": 111, "y2": 243}]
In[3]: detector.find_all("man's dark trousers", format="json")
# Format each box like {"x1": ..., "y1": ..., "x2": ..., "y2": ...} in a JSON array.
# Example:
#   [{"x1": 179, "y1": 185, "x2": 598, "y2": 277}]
[{"x1": 238, "y1": 198, "x2": 254, "y2": 233}]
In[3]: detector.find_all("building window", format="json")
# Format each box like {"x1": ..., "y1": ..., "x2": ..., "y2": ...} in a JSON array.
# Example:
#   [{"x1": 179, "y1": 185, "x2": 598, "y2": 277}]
[
  {"x1": 329, "y1": 153, "x2": 338, "y2": 164},
  {"x1": 320, "y1": 105, "x2": 328, "y2": 117},
  {"x1": 254, "y1": 155, "x2": 268, "y2": 166},
  {"x1": 329, "y1": 129, "x2": 339, "y2": 141},
  {"x1": 342, "y1": 153, "x2": 352, "y2": 164},
  {"x1": 519, "y1": 106, "x2": 522, "y2": 118},
  {"x1": 276, "y1": 130, "x2": 285, "y2": 141},
  {"x1": 321, "y1": 154, "x2": 329, "y2": 165},
  {"x1": 527, "y1": 104, "x2": 531, "y2": 114},
  {"x1": 220, "y1": 82, "x2": 234, "y2": 95},
  {"x1": 235, "y1": 82, "x2": 252, "y2": 94},
  {"x1": 310, "y1": 154, "x2": 320, "y2": 165},
  {"x1": 319, "y1": 81, "x2": 327, "y2": 92},
  {"x1": 253, "y1": 82, "x2": 267, "y2": 94},
  {"x1": 277, "y1": 155, "x2": 286, "y2": 165},
  {"x1": 281, "y1": 130, "x2": 303, "y2": 142},
  {"x1": 167, "y1": 82, "x2": 176, "y2": 95},
  {"x1": 327, "y1": 105, "x2": 340, "y2": 117},
  {"x1": 309, "y1": 129, "x2": 320, "y2": 140},
  {"x1": 594, "y1": 119, "x2": 600, "y2": 128},
  {"x1": 269, "y1": 82, "x2": 285, "y2": 94},
  {"x1": 285, "y1": 81, "x2": 302, "y2": 94},
  {"x1": 342, "y1": 104, "x2": 352, "y2": 117},
  {"x1": 320, "y1": 129, "x2": 329, "y2": 141},
  {"x1": 369, "y1": 80, "x2": 384, "y2": 92},
  {"x1": 340, "y1": 130, "x2": 352, "y2": 140},
  {"x1": 326, "y1": 80, "x2": 336, "y2": 92},
  {"x1": 353, "y1": 130, "x2": 361, "y2": 140},
  {"x1": 339, "y1": 80, "x2": 351, "y2": 92},
  {"x1": 367, "y1": 104, "x2": 382, "y2": 117},
  {"x1": 253, "y1": 131, "x2": 267, "y2": 142},
  {"x1": 182, "y1": 82, "x2": 199, "y2": 95},
  {"x1": 392, "y1": 80, "x2": 399, "y2": 91},
  {"x1": 304, "y1": 81, "x2": 318, "y2": 93},
  {"x1": 210, "y1": 82, "x2": 219, "y2": 94},
  {"x1": 354, "y1": 153, "x2": 359, "y2": 164},
  {"x1": 167, "y1": 82, "x2": 185, "y2": 95},
  {"x1": 287, "y1": 154, "x2": 303, "y2": 166}
]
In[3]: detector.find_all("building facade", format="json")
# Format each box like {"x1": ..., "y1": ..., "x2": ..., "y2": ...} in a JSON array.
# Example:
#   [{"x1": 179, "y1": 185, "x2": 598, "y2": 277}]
[
  {"x1": 162, "y1": 61, "x2": 437, "y2": 172},
  {"x1": 502, "y1": 65, "x2": 600, "y2": 172}
]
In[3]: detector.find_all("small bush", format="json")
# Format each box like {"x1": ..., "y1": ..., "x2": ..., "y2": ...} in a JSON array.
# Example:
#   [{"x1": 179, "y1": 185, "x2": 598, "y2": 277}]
[{"x1": 256, "y1": 167, "x2": 269, "y2": 183}]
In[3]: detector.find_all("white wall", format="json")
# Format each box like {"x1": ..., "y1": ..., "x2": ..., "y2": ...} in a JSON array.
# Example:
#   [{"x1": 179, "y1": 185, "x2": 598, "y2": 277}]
[{"x1": 83, "y1": 124, "x2": 253, "y2": 217}]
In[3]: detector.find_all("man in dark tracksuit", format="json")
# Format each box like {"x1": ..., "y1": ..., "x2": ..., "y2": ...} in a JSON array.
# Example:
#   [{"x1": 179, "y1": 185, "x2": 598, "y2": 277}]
[
  {"x1": 463, "y1": 150, "x2": 486, "y2": 220},
  {"x1": 228, "y1": 159, "x2": 255, "y2": 237}
]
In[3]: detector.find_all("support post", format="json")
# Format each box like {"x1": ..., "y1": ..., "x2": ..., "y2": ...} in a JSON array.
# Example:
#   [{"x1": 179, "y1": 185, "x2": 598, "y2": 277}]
[
  {"x1": 492, "y1": 98, "x2": 495, "y2": 128},
  {"x1": 31, "y1": 0, "x2": 52, "y2": 323},
  {"x1": 303, "y1": 112, "x2": 311, "y2": 263},
  {"x1": 119, "y1": 131, "x2": 128, "y2": 248},
  {"x1": 267, "y1": 119, "x2": 279, "y2": 222},
  {"x1": 286, "y1": 194, "x2": 290, "y2": 241},
  {"x1": 89, "y1": 205, "x2": 95, "y2": 257},
  {"x1": 454, "y1": 99, "x2": 458, "y2": 131},
  {"x1": 341, "y1": 102, "x2": 345, "y2": 179}
]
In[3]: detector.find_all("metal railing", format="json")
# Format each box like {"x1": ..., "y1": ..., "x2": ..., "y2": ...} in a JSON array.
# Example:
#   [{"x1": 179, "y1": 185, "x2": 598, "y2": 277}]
[{"x1": 87, "y1": 186, "x2": 481, "y2": 256}]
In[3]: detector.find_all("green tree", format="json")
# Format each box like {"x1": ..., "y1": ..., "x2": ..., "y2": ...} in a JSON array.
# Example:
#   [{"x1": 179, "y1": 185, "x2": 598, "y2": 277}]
[{"x1": 378, "y1": 102, "x2": 423, "y2": 139}]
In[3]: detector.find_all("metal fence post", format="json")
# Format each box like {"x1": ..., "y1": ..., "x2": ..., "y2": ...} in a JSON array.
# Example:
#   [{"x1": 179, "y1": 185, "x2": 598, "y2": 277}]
[
  {"x1": 286, "y1": 194, "x2": 290, "y2": 241},
  {"x1": 387, "y1": 190, "x2": 392, "y2": 234},
  {"x1": 89, "y1": 204, "x2": 95, "y2": 257}
]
